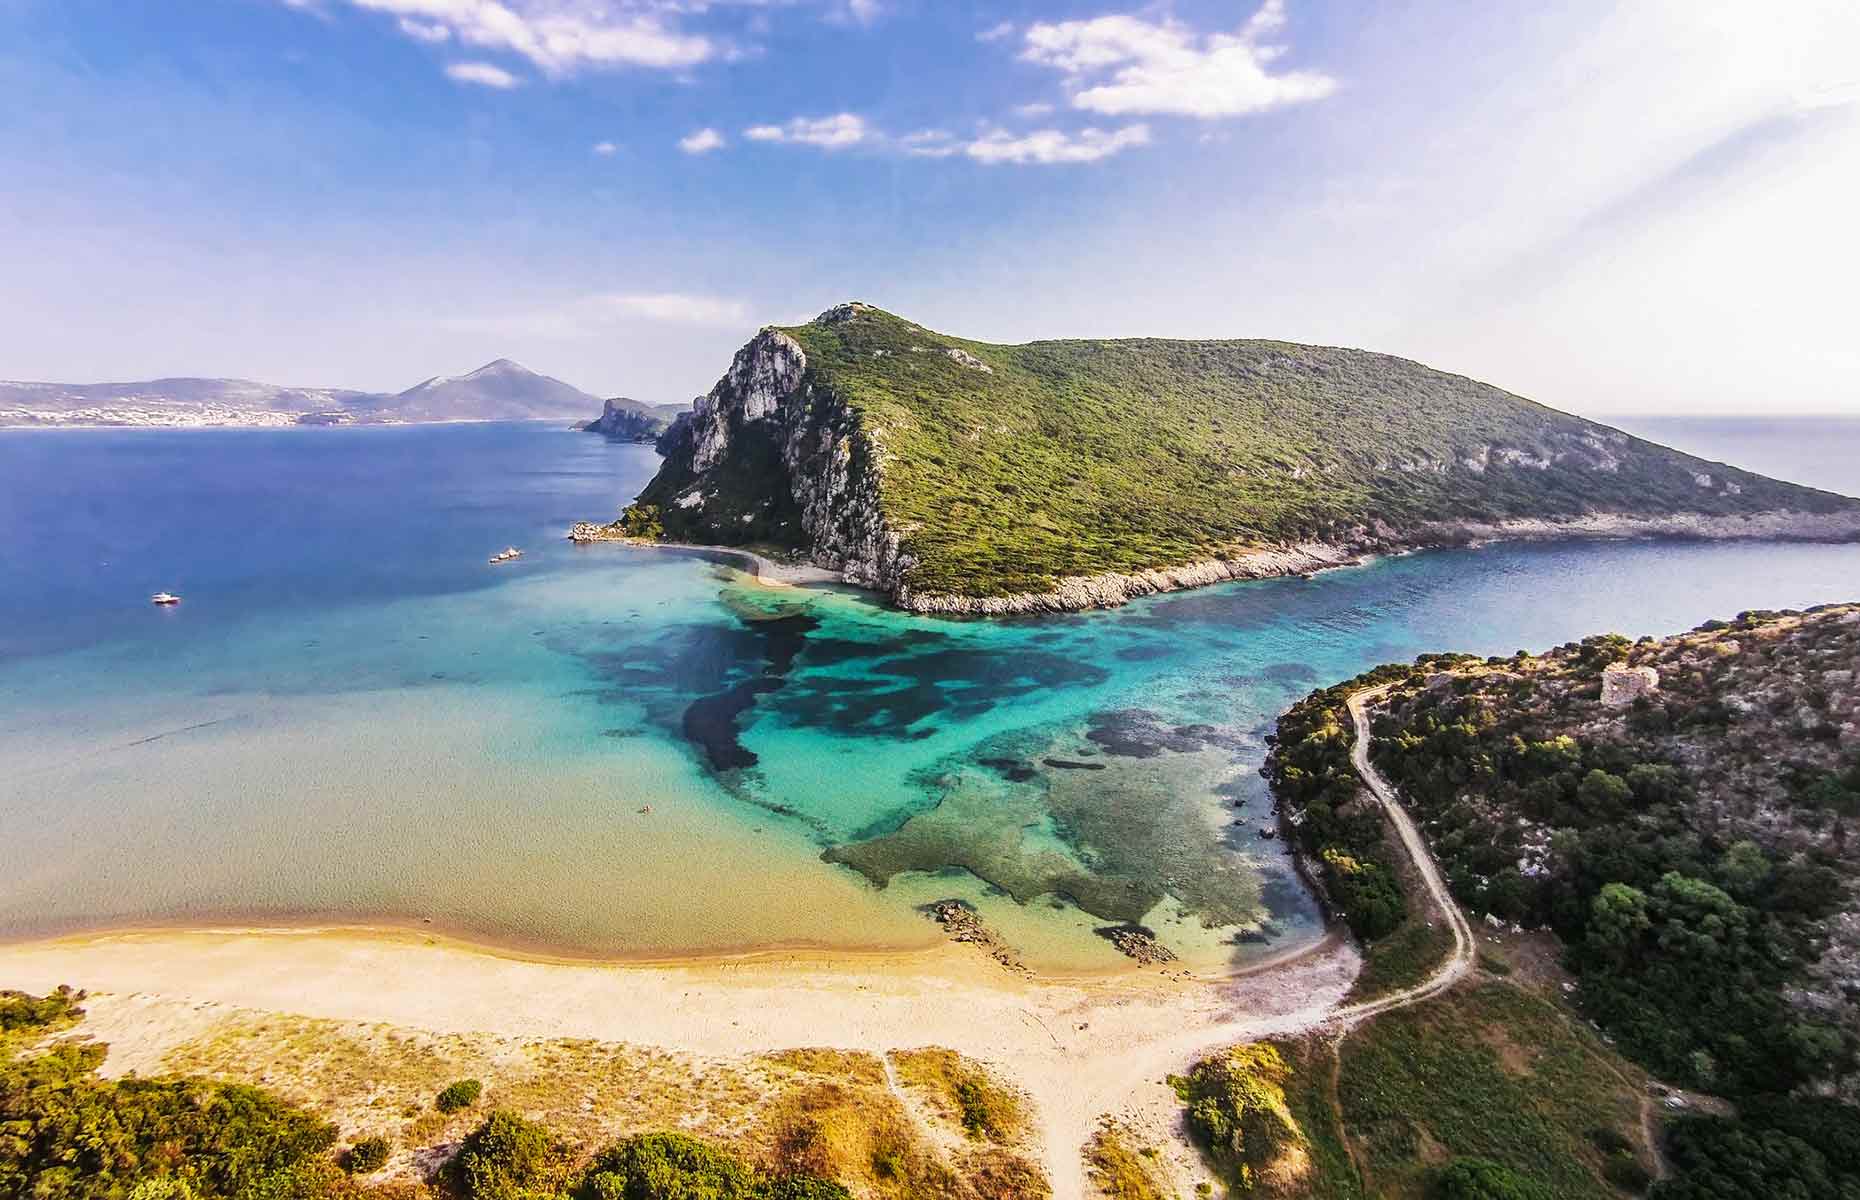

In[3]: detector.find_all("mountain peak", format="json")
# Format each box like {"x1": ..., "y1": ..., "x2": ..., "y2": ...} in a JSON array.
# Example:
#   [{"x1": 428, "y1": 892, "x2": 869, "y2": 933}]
[{"x1": 463, "y1": 358, "x2": 529, "y2": 378}]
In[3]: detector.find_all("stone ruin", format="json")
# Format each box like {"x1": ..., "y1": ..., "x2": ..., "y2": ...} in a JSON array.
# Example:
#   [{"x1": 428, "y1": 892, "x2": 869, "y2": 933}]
[{"x1": 1601, "y1": 664, "x2": 1661, "y2": 708}]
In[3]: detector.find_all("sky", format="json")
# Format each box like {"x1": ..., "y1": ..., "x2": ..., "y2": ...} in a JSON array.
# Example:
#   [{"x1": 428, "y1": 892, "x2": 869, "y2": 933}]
[{"x1": 0, "y1": 0, "x2": 1856, "y2": 415}]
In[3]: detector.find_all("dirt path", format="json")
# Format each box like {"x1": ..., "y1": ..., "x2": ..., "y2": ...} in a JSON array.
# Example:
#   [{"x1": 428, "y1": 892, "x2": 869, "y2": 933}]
[{"x1": 1328, "y1": 686, "x2": 1477, "y2": 1026}]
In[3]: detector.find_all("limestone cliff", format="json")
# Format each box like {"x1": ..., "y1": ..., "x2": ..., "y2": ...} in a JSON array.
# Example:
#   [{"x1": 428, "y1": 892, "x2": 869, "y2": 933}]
[
  {"x1": 637, "y1": 320, "x2": 915, "y2": 589},
  {"x1": 623, "y1": 303, "x2": 1860, "y2": 613},
  {"x1": 582, "y1": 397, "x2": 684, "y2": 443}
]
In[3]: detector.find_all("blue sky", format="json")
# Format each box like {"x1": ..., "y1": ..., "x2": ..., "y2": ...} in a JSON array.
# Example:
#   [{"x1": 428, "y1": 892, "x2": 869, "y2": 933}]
[{"x1": 1, "y1": 0, "x2": 1856, "y2": 414}]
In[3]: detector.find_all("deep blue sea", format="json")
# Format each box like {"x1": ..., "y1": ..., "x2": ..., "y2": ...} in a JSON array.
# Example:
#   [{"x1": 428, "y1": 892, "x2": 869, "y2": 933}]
[{"x1": 3, "y1": 418, "x2": 1859, "y2": 972}]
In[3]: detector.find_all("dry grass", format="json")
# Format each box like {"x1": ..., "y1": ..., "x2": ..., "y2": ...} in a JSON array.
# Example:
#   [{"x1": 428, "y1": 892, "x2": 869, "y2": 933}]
[
  {"x1": 156, "y1": 1008, "x2": 1047, "y2": 1199},
  {"x1": 1086, "y1": 1120, "x2": 1177, "y2": 1199},
  {"x1": 888, "y1": 1048, "x2": 1031, "y2": 1145}
]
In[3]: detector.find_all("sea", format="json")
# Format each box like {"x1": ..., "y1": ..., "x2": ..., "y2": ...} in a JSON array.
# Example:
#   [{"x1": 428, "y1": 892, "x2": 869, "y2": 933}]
[{"x1": 2, "y1": 416, "x2": 1858, "y2": 974}]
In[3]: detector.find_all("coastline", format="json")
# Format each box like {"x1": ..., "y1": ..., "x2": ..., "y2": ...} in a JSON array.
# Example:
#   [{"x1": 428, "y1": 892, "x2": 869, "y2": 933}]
[
  {"x1": 567, "y1": 523, "x2": 842, "y2": 586},
  {"x1": 879, "y1": 509, "x2": 1860, "y2": 615}
]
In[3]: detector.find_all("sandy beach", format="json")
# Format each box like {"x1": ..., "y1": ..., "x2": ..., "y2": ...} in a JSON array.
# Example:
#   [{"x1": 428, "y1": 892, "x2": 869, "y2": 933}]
[{"x1": 0, "y1": 923, "x2": 1357, "y2": 1196}]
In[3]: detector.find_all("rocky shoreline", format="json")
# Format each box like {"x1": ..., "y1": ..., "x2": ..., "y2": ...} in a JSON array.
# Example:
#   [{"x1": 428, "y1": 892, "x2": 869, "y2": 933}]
[
  {"x1": 890, "y1": 508, "x2": 1860, "y2": 614},
  {"x1": 571, "y1": 507, "x2": 1860, "y2": 616}
]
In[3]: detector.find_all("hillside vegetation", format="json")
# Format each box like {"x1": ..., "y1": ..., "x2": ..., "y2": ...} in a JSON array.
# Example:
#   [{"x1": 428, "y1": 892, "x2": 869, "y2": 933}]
[
  {"x1": 1266, "y1": 603, "x2": 1860, "y2": 1198},
  {"x1": 630, "y1": 304, "x2": 1857, "y2": 606}
]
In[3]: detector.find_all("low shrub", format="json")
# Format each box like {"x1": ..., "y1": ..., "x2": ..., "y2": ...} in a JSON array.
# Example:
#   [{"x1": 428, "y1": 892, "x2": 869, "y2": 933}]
[
  {"x1": 452, "y1": 1110, "x2": 570, "y2": 1200},
  {"x1": 1430, "y1": 1157, "x2": 1556, "y2": 1199},
  {"x1": 1174, "y1": 1043, "x2": 1302, "y2": 1189},
  {"x1": 343, "y1": 1136, "x2": 390, "y2": 1174},
  {"x1": 437, "y1": 1078, "x2": 484, "y2": 1113},
  {"x1": 0, "y1": 985, "x2": 85, "y2": 1033}
]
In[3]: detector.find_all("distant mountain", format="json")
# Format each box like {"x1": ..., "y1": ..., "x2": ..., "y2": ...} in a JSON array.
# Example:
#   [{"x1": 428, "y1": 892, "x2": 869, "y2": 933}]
[
  {"x1": 0, "y1": 359, "x2": 603, "y2": 428},
  {"x1": 581, "y1": 396, "x2": 688, "y2": 443},
  {"x1": 373, "y1": 359, "x2": 600, "y2": 423}
]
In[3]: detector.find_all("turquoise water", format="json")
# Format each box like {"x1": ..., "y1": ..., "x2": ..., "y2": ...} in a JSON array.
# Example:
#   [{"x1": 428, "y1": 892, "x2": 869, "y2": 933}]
[{"x1": 4, "y1": 421, "x2": 1860, "y2": 972}]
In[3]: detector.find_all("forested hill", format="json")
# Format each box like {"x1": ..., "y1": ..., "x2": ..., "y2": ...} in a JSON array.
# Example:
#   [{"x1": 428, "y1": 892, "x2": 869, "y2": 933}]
[{"x1": 631, "y1": 304, "x2": 1860, "y2": 612}]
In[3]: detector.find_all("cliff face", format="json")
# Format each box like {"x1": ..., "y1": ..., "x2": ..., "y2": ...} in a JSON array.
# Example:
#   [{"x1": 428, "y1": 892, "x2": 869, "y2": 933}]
[
  {"x1": 638, "y1": 323, "x2": 916, "y2": 589},
  {"x1": 628, "y1": 304, "x2": 1860, "y2": 613}
]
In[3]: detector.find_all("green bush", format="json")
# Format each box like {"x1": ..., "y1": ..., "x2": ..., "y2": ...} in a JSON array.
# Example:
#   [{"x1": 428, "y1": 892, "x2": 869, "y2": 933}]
[
  {"x1": 579, "y1": 1131, "x2": 758, "y2": 1200},
  {"x1": 437, "y1": 1078, "x2": 484, "y2": 1113},
  {"x1": 615, "y1": 503, "x2": 665, "y2": 541},
  {"x1": 576, "y1": 1132, "x2": 849, "y2": 1200},
  {"x1": 1431, "y1": 1157, "x2": 1557, "y2": 1200},
  {"x1": 1602, "y1": 1152, "x2": 1650, "y2": 1192},
  {"x1": 453, "y1": 1110, "x2": 569, "y2": 1200},
  {"x1": 0, "y1": 985, "x2": 85, "y2": 1032},
  {"x1": 0, "y1": 1041, "x2": 337, "y2": 1199},
  {"x1": 342, "y1": 1136, "x2": 389, "y2": 1174},
  {"x1": 1175, "y1": 1044, "x2": 1301, "y2": 1189}
]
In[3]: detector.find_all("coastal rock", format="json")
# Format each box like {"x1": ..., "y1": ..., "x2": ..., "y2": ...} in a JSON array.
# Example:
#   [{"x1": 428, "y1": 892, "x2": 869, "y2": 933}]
[
  {"x1": 1095, "y1": 925, "x2": 1179, "y2": 965},
  {"x1": 1601, "y1": 664, "x2": 1661, "y2": 708},
  {"x1": 928, "y1": 900, "x2": 1028, "y2": 975}
]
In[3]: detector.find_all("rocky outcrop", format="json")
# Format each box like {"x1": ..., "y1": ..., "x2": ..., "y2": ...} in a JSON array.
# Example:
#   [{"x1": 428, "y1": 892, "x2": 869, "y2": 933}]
[
  {"x1": 1601, "y1": 664, "x2": 1661, "y2": 707},
  {"x1": 582, "y1": 397, "x2": 681, "y2": 443},
  {"x1": 635, "y1": 326, "x2": 917, "y2": 586}
]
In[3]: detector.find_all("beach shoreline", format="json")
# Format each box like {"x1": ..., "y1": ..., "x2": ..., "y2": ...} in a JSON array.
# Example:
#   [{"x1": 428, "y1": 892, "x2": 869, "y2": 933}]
[{"x1": 0, "y1": 923, "x2": 1360, "y2": 1197}]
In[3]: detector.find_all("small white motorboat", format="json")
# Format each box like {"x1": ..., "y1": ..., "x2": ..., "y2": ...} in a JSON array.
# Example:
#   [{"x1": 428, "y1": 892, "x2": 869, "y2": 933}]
[{"x1": 150, "y1": 591, "x2": 181, "y2": 606}]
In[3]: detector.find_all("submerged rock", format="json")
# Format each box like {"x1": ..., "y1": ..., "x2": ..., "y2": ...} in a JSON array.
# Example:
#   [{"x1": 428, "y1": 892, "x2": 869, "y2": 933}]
[
  {"x1": 927, "y1": 900, "x2": 1027, "y2": 975},
  {"x1": 1095, "y1": 925, "x2": 1179, "y2": 965}
]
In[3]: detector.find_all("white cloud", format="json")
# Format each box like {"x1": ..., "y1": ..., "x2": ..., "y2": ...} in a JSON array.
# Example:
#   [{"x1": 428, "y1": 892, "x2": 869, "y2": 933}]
[
  {"x1": 592, "y1": 140, "x2": 618, "y2": 156},
  {"x1": 964, "y1": 124, "x2": 1151, "y2": 165},
  {"x1": 900, "y1": 129, "x2": 959, "y2": 158},
  {"x1": 396, "y1": 16, "x2": 450, "y2": 42},
  {"x1": 976, "y1": 21, "x2": 1014, "y2": 43},
  {"x1": 1012, "y1": 101, "x2": 1055, "y2": 118},
  {"x1": 442, "y1": 291, "x2": 751, "y2": 339},
  {"x1": 335, "y1": 1, "x2": 713, "y2": 74},
  {"x1": 444, "y1": 60, "x2": 521, "y2": 88},
  {"x1": 679, "y1": 127, "x2": 725, "y2": 154},
  {"x1": 1020, "y1": 1, "x2": 1336, "y2": 119},
  {"x1": 843, "y1": 0, "x2": 881, "y2": 25},
  {"x1": 595, "y1": 292, "x2": 748, "y2": 325},
  {"x1": 743, "y1": 113, "x2": 870, "y2": 149}
]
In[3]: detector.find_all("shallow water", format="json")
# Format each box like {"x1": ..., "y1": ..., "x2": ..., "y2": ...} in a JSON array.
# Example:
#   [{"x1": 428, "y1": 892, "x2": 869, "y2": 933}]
[{"x1": 3, "y1": 421, "x2": 1859, "y2": 972}]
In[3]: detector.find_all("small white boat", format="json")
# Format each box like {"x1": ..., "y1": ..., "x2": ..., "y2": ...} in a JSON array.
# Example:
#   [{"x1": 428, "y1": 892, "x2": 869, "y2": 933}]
[
  {"x1": 487, "y1": 547, "x2": 524, "y2": 564},
  {"x1": 150, "y1": 592, "x2": 181, "y2": 606}
]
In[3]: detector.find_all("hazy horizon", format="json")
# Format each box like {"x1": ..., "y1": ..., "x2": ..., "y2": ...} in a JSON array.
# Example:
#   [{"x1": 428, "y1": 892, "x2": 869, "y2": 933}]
[{"x1": 3, "y1": 1, "x2": 1858, "y2": 415}]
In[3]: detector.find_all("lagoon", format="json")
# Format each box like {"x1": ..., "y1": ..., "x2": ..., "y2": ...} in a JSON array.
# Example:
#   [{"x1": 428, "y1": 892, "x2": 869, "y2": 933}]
[{"x1": 4, "y1": 420, "x2": 1859, "y2": 972}]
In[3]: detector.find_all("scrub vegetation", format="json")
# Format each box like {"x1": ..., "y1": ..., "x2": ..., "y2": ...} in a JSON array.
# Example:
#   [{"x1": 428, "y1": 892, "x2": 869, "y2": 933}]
[
  {"x1": 1175, "y1": 980, "x2": 1654, "y2": 1198},
  {"x1": 0, "y1": 991, "x2": 1047, "y2": 1200},
  {"x1": 1257, "y1": 601, "x2": 1860, "y2": 1198}
]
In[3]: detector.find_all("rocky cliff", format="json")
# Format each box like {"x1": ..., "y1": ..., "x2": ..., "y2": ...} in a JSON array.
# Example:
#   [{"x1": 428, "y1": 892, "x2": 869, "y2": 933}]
[
  {"x1": 621, "y1": 303, "x2": 1860, "y2": 613},
  {"x1": 582, "y1": 396, "x2": 684, "y2": 443},
  {"x1": 637, "y1": 318, "x2": 914, "y2": 588}
]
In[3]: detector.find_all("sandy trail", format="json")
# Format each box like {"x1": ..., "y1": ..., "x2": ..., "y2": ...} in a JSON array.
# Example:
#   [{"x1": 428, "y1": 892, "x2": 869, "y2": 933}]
[{"x1": 0, "y1": 685, "x2": 1478, "y2": 1196}]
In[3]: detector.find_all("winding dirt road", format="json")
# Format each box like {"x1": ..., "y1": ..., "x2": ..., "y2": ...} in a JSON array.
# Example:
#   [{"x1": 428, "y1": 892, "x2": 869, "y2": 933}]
[{"x1": 1330, "y1": 685, "x2": 1477, "y2": 1024}]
